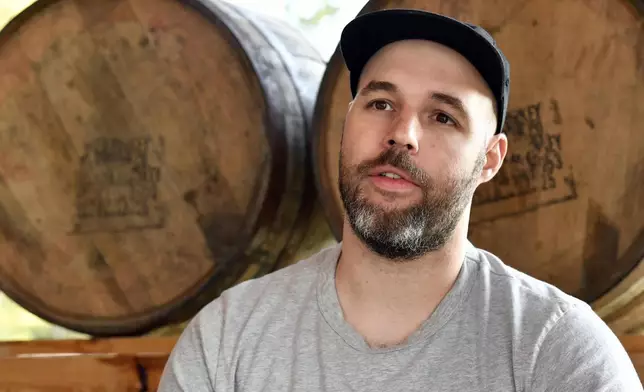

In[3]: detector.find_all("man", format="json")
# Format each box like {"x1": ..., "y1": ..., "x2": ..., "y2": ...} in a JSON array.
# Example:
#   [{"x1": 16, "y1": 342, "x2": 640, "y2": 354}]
[{"x1": 159, "y1": 9, "x2": 642, "y2": 391}]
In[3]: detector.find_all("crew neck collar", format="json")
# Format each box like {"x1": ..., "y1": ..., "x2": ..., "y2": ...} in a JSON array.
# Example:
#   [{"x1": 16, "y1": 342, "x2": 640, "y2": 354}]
[{"x1": 316, "y1": 242, "x2": 480, "y2": 353}]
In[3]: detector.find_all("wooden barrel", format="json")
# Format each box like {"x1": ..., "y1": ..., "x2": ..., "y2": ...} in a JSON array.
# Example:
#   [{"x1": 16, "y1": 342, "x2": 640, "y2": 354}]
[
  {"x1": 0, "y1": 0, "x2": 334, "y2": 336},
  {"x1": 313, "y1": 0, "x2": 644, "y2": 333}
]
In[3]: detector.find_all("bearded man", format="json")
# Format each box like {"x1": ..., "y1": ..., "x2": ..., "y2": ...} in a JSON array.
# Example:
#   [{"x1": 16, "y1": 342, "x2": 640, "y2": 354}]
[{"x1": 159, "y1": 9, "x2": 642, "y2": 391}]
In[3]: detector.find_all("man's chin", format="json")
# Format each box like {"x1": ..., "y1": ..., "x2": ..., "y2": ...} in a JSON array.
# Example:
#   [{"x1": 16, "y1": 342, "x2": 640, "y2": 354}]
[{"x1": 359, "y1": 194, "x2": 422, "y2": 213}]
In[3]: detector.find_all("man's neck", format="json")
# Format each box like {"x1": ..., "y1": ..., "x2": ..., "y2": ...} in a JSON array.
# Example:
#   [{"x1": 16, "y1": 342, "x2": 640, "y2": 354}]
[{"x1": 335, "y1": 218, "x2": 469, "y2": 348}]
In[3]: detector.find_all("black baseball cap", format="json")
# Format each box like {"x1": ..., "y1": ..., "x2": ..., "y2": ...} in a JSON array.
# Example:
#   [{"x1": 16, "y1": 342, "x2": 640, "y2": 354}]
[{"x1": 340, "y1": 9, "x2": 510, "y2": 135}]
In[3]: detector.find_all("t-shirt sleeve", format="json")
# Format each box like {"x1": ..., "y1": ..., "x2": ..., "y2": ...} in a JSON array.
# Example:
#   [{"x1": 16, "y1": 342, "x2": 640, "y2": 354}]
[
  {"x1": 158, "y1": 301, "x2": 222, "y2": 392},
  {"x1": 529, "y1": 303, "x2": 643, "y2": 392}
]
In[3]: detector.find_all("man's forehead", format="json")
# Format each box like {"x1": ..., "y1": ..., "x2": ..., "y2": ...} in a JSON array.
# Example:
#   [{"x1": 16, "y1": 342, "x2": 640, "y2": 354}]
[
  {"x1": 358, "y1": 40, "x2": 494, "y2": 103},
  {"x1": 361, "y1": 40, "x2": 484, "y2": 83},
  {"x1": 369, "y1": 40, "x2": 469, "y2": 65}
]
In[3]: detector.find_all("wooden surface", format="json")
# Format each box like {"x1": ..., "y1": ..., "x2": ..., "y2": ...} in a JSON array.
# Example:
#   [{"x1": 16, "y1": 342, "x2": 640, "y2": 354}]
[
  {"x1": 0, "y1": 353, "x2": 169, "y2": 391},
  {"x1": 621, "y1": 335, "x2": 644, "y2": 382},
  {"x1": 0, "y1": 335, "x2": 642, "y2": 389},
  {"x1": 0, "y1": 337, "x2": 173, "y2": 391},
  {"x1": 593, "y1": 258, "x2": 644, "y2": 334},
  {"x1": 0, "y1": 0, "x2": 331, "y2": 337},
  {"x1": 0, "y1": 336, "x2": 176, "y2": 357},
  {"x1": 313, "y1": 0, "x2": 644, "y2": 331}
]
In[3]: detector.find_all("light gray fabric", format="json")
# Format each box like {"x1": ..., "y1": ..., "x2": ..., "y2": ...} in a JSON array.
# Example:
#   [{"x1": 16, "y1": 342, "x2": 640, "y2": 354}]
[{"x1": 158, "y1": 242, "x2": 643, "y2": 391}]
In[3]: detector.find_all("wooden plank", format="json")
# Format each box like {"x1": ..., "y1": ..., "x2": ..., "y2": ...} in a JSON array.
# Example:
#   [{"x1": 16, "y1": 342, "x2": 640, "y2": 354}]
[
  {"x1": 0, "y1": 337, "x2": 174, "y2": 391},
  {"x1": 621, "y1": 335, "x2": 644, "y2": 382},
  {"x1": 0, "y1": 352, "x2": 168, "y2": 391},
  {"x1": 0, "y1": 336, "x2": 176, "y2": 357}
]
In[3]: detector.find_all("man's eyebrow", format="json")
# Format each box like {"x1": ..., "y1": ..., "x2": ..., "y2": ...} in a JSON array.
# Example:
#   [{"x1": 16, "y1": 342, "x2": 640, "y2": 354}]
[
  {"x1": 431, "y1": 92, "x2": 469, "y2": 119},
  {"x1": 359, "y1": 80, "x2": 399, "y2": 95}
]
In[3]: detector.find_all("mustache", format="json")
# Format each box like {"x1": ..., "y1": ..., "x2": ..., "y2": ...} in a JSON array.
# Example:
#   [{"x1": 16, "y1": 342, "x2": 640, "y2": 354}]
[{"x1": 356, "y1": 148, "x2": 430, "y2": 186}]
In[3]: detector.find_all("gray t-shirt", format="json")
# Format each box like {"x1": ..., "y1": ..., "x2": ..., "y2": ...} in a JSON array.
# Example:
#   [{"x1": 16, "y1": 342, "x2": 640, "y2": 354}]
[{"x1": 159, "y1": 242, "x2": 642, "y2": 391}]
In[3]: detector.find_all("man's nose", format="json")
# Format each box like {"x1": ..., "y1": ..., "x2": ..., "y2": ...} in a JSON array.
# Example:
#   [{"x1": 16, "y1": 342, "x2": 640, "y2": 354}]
[{"x1": 383, "y1": 112, "x2": 420, "y2": 154}]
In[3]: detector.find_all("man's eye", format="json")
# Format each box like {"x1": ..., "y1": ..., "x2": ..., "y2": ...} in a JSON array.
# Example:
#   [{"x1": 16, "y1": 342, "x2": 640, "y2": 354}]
[
  {"x1": 368, "y1": 100, "x2": 393, "y2": 111},
  {"x1": 435, "y1": 112, "x2": 456, "y2": 125}
]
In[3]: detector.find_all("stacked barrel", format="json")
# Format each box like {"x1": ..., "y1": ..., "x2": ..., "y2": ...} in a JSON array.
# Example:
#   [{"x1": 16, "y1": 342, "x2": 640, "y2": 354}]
[
  {"x1": 0, "y1": 0, "x2": 642, "y2": 338},
  {"x1": 0, "y1": 0, "x2": 335, "y2": 336}
]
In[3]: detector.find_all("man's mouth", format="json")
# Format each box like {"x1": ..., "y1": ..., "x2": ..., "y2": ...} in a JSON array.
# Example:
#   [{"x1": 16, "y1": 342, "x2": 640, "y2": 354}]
[
  {"x1": 378, "y1": 172, "x2": 403, "y2": 179},
  {"x1": 367, "y1": 166, "x2": 420, "y2": 192},
  {"x1": 368, "y1": 165, "x2": 419, "y2": 187}
]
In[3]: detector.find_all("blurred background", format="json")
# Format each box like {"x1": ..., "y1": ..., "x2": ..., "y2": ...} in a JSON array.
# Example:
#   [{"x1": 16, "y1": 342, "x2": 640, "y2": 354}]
[
  {"x1": 1, "y1": 0, "x2": 368, "y2": 60},
  {"x1": 0, "y1": 0, "x2": 367, "y2": 341},
  {"x1": 0, "y1": 0, "x2": 642, "y2": 346}
]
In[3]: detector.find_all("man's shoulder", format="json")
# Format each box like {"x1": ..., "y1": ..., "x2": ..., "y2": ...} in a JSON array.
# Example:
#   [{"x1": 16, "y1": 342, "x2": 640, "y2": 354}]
[
  {"x1": 226, "y1": 243, "x2": 339, "y2": 296},
  {"x1": 467, "y1": 244, "x2": 642, "y2": 390},
  {"x1": 467, "y1": 243, "x2": 587, "y2": 313},
  {"x1": 465, "y1": 242, "x2": 597, "y2": 345},
  {"x1": 195, "y1": 243, "x2": 340, "y2": 323}
]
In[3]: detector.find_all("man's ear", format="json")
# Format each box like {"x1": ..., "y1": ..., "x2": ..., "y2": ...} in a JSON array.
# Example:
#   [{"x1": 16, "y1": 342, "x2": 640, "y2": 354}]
[{"x1": 479, "y1": 133, "x2": 508, "y2": 184}]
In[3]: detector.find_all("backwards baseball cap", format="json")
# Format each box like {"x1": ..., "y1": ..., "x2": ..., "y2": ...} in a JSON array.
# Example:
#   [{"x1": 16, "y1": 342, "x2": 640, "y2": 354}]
[{"x1": 340, "y1": 9, "x2": 511, "y2": 135}]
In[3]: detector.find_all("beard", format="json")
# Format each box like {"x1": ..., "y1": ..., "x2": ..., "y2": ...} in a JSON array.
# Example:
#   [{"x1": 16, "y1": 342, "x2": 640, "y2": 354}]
[{"x1": 339, "y1": 146, "x2": 485, "y2": 261}]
